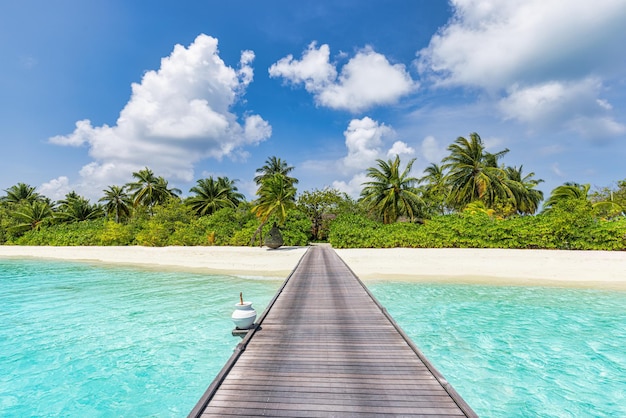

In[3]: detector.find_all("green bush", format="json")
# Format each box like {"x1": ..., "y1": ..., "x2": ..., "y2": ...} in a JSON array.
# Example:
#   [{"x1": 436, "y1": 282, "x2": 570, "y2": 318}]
[
  {"x1": 200, "y1": 207, "x2": 255, "y2": 245},
  {"x1": 328, "y1": 211, "x2": 626, "y2": 250},
  {"x1": 14, "y1": 220, "x2": 105, "y2": 246},
  {"x1": 276, "y1": 210, "x2": 312, "y2": 246},
  {"x1": 5, "y1": 198, "x2": 624, "y2": 250},
  {"x1": 99, "y1": 221, "x2": 134, "y2": 245}
]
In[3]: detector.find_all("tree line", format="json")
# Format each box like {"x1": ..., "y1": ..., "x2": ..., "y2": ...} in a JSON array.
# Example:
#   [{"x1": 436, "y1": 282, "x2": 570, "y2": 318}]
[{"x1": 1, "y1": 133, "x2": 625, "y2": 249}]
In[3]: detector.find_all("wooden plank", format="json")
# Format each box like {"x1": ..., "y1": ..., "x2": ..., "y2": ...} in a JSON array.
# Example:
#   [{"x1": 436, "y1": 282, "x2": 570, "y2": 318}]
[{"x1": 189, "y1": 246, "x2": 477, "y2": 417}]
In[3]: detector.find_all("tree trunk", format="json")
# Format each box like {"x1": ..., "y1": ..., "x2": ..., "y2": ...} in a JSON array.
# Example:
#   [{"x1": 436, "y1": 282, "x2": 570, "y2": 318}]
[{"x1": 250, "y1": 220, "x2": 267, "y2": 247}]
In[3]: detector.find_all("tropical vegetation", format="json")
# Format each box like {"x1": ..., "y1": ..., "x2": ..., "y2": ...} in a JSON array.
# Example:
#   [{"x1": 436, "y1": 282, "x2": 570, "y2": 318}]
[{"x1": 1, "y1": 134, "x2": 625, "y2": 250}]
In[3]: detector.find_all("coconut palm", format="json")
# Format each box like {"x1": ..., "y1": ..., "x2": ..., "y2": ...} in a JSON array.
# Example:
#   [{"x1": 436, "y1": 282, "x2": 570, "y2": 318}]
[
  {"x1": 55, "y1": 193, "x2": 103, "y2": 223},
  {"x1": 542, "y1": 182, "x2": 590, "y2": 213},
  {"x1": 592, "y1": 199, "x2": 625, "y2": 218},
  {"x1": 361, "y1": 155, "x2": 424, "y2": 224},
  {"x1": 127, "y1": 168, "x2": 180, "y2": 212},
  {"x1": 127, "y1": 168, "x2": 160, "y2": 208},
  {"x1": 186, "y1": 176, "x2": 245, "y2": 216},
  {"x1": 543, "y1": 182, "x2": 622, "y2": 217},
  {"x1": 590, "y1": 182, "x2": 626, "y2": 218},
  {"x1": 11, "y1": 201, "x2": 53, "y2": 232},
  {"x1": 99, "y1": 185, "x2": 132, "y2": 223},
  {"x1": 504, "y1": 166, "x2": 544, "y2": 215},
  {"x1": 155, "y1": 177, "x2": 182, "y2": 202},
  {"x1": 442, "y1": 133, "x2": 512, "y2": 209},
  {"x1": 2, "y1": 183, "x2": 42, "y2": 204},
  {"x1": 419, "y1": 163, "x2": 450, "y2": 215},
  {"x1": 55, "y1": 191, "x2": 81, "y2": 209},
  {"x1": 250, "y1": 173, "x2": 297, "y2": 246},
  {"x1": 254, "y1": 156, "x2": 299, "y2": 186}
]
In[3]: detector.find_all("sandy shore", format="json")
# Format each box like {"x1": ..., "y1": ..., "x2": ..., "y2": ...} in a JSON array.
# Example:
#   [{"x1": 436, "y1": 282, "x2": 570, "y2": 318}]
[
  {"x1": 0, "y1": 246, "x2": 308, "y2": 278},
  {"x1": 1, "y1": 246, "x2": 625, "y2": 290},
  {"x1": 335, "y1": 248, "x2": 626, "y2": 290}
]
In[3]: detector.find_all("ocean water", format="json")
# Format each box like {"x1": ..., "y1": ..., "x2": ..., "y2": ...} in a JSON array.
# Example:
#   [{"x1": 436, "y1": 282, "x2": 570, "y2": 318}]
[
  {"x1": 1, "y1": 259, "x2": 625, "y2": 417},
  {"x1": 0, "y1": 259, "x2": 282, "y2": 417},
  {"x1": 368, "y1": 281, "x2": 626, "y2": 418}
]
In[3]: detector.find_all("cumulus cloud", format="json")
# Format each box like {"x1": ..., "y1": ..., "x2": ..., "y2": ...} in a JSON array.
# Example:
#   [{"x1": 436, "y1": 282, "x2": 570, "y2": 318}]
[
  {"x1": 48, "y1": 34, "x2": 270, "y2": 198},
  {"x1": 499, "y1": 78, "x2": 626, "y2": 140},
  {"x1": 305, "y1": 117, "x2": 417, "y2": 198},
  {"x1": 39, "y1": 176, "x2": 72, "y2": 202},
  {"x1": 387, "y1": 141, "x2": 415, "y2": 157},
  {"x1": 332, "y1": 173, "x2": 369, "y2": 198},
  {"x1": 417, "y1": 0, "x2": 626, "y2": 142},
  {"x1": 500, "y1": 79, "x2": 601, "y2": 125},
  {"x1": 417, "y1": 0, "x2": 626, "y2": 90},
  {"x1": 420, "y1": 135, "x2": 447, "y2": 163},
  {"x1": 341, "y1": 117, "x2": 394, "y2": 171},
  {"x1": 269, "y1": 42, "x2": 417, "y2": 112}
]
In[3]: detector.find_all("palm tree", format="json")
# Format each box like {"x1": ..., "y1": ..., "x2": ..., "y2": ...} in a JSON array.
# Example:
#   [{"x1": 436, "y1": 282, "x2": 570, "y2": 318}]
[
  {"x1": 155, "y1": 177, "x2": 182, "y2": 203},
  {"x1": 127, "y1": 168, "x2": 180, "y2": 212},
  {"x1": 419, "y1": 163, "x2": 449, "y2": 215},
  {"x1": 543, "y1": 182, "x2": 624, "y2": 217},
  {"x1": 592, "y1": 198, "x2": 624, "y2": 218},
  {"x1": 543, "y1": 182, "x2": 590, "y2": 213},
  {"x1": 186, "y1": 176, "x2": 245, "y2": 216},
  {"x1": 99, "y1": 185, "x2": 132, "y2": 223},
  {"x1": 504, "y1": 166, "x2": 544, "y2": 215},
  {"x1": 442, "y1": 133, "x2": 512, "y2": 209},
  {"x1": 11, "y1": 201, "x2": 53, "y2": 233},
  {"x1": 590, "y1": 183, "x2": 626, "y2": 218},
  {"x1": 127, "y1": 168, "x2": 160, "y2": 208},
  {"x1": 55, "y1": 191, "x2": 81, "y2": 209},
  {"x1": 254, "y1": 156, "x2": 299, "y2": 186},
  {"x1": 360, "y1": 155, "x2": 424, "y2": 224},
  {"x1": 2, "y1": 183, "x2": 42, "y2": 204},
  {"x1": 55, "y1": 193, "x2": 103, "y2": 223},
  {"x1": 250, "y1": 173, "x2": 297, "y2": 246}
]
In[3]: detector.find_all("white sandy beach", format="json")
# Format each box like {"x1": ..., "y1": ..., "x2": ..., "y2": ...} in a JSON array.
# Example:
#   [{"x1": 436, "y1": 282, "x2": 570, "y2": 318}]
[{"x1": 0, "y1": 245, "x2": 624, "y2": 290}]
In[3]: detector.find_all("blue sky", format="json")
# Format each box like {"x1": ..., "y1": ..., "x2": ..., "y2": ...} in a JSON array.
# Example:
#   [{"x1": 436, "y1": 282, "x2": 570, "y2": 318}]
[{"x1": 1, "y1": 0, "x2": 625, "y2": 202}]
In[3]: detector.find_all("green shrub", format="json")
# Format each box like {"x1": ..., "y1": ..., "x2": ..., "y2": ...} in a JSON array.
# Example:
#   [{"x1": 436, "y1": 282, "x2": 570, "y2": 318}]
[
  {"x1": 14, "y1": 220, "x2": 105, "y2": 246},
  {"x1": 327, "y1": 210, "x2": 626, "y2": 250},
  {"x1": 99, "y1": 221, "x2": 134, "y2": 245}
]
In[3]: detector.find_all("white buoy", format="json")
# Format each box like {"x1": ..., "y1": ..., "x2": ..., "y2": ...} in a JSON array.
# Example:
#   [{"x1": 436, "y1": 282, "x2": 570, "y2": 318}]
[{"x1": 231, "y1": 292, "x2": 257, "y2": 330}]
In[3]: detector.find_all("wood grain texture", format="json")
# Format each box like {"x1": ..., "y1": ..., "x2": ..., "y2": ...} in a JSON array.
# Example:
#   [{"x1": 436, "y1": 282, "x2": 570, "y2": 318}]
[{"x1": 189, "y1": 246, "x2": 477, "y2": 417}]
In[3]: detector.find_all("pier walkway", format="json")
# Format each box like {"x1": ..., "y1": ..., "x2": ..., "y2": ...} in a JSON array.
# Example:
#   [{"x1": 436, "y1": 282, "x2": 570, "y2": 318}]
[{"x1": 190, "y1": 245, "x2": 477, "y2": 417}]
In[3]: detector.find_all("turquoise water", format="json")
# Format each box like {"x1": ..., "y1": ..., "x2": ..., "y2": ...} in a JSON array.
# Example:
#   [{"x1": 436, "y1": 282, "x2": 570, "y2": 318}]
[
  {"x1": 0, "y1": 259, "x2": 281, "y2": 417},
  {"x1": 1, "y1": 259, "x2": 625, "y2": 417},
  {"x1": 368, "y1": 281, "x2": 626, "y2": 418}
]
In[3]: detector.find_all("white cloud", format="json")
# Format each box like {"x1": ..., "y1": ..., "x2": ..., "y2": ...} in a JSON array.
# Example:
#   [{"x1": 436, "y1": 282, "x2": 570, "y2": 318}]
[
  {"x1": 417, "y1": 1, "x2": 626, "y2": 142},
  {"x1": 499, "y1": 79, "x2": 601, "y2": 125},
  {"x1": 39, "y1": 176, "x2": 72, "y2": 202},
  {"x1": 499, "y1": 78, "x2": 626, "y2": 140},
  {"x1": 302, "y1": 117, "x2": 418, "y2": 198},
  {"x1": 387, "y1": 141, "x2": 414, "y2": 157},
  {"x1": 270, "y1": 43, "x2": 417, "y2": 112},
  {"x1": 332, "y1": 173, "x2": 368, "y2": 198},
  {"x1": 268, "y1": 42, "x2": 337, "y2": 92},
  {"x1": 420, "y1": 135, "x2": 446, "y2": 163},
  {"x1": 417, "y1": 0, "x2": 626, "y2": 90},
  {"x1": 48, "y1": 34, "x2": 270, "y2": 199},
  {"x1": 566, "y1": 116, "x2": 626, "y2": 142},
  {"x1": 341, "y1": 117, "x2": 394, "y2": 172}
]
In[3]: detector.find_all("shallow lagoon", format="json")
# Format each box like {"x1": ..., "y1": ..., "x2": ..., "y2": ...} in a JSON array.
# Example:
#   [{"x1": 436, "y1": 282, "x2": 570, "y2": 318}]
[
  {"x1": 1, "y1": 259, "x2": 624, "y2": 417},
  {"x1": 368, "y1": 281, "x2": 626, "y2": 417}
]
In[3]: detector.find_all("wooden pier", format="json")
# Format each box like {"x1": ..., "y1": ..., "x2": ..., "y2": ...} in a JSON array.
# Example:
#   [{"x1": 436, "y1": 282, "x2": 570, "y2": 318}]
[{"x1": 189, "y1": 245, "x2": 477, "y2": 417}]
